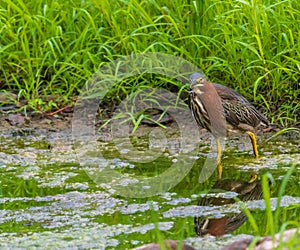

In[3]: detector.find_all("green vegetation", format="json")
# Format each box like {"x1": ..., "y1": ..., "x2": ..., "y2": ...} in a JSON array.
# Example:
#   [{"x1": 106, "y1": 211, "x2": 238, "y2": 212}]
[
  {"x1": 0, "y1": 0, "x2": 299, "y2": 125},
  {"x1": 0, "y1": 1, "x2": 300, "y2": 247},
  {"x1": 234, "y1": 165, "x2": 300, "y2": 249}
]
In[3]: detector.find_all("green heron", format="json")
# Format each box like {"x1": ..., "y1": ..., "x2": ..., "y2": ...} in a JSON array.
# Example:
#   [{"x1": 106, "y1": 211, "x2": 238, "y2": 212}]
[{"x1": 189, "y1": 73, "x2": 269, "y2": 179}]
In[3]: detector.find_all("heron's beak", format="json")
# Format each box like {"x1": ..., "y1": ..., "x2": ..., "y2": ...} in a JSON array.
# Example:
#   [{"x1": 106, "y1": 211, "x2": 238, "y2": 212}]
[{"x1": 190, "y1": 78, "x2": 203, "y2": 88}]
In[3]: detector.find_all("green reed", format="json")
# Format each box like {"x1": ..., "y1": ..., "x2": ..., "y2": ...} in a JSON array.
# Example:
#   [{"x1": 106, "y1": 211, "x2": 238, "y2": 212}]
[{"x1": 1, "y1": 0, "x2": 299, "y2": 125}]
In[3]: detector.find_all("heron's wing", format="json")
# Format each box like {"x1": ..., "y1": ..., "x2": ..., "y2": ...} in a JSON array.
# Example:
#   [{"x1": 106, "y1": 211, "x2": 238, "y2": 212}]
[{"x1": 213, "y1": 83, "x2": 269, "y2": 128}]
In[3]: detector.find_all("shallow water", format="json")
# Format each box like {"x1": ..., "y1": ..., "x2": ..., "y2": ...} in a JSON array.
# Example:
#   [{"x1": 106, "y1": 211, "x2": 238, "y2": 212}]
[{"x1": 0, "y1": 127, "x2": 299, "y2": 249}]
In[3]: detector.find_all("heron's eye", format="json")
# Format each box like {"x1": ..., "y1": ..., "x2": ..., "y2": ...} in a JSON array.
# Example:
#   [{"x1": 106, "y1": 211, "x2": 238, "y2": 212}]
[{"x1": 196, "y1": 77, "x2": 203, "y2": 82}]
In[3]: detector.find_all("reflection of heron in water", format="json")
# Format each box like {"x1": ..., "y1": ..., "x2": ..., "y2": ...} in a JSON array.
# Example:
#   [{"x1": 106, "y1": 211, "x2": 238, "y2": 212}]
[{"x1": 194, "y1": 177, "x2": 270, "y2": 237}]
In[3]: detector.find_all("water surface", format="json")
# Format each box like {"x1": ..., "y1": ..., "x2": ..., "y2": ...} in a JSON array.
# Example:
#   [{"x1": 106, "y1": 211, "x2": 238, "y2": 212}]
[{"x1": 0, "y1": 127, "x2": 299, "y2": 249}]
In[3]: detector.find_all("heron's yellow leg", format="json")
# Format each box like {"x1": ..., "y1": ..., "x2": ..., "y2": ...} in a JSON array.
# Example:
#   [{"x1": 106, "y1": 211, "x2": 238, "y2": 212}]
[
  {"x1": 217, "y1": 138, "x2": 222, "y2": 180},
  {"x1": 246, "y1": 131, "x2": 258, "y2": 182},
  {"x1": 246, "y1": 131, "x2": 259, "y2": 158}
]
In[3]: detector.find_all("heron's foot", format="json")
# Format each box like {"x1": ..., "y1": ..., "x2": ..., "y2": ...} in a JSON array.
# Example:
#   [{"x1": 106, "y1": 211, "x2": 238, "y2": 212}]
[
  {"x1": 246, "y1": 131, "x2": 259, "y2": 158},
  {"x1": 248, "y1": 174, "x2": 258, "y2": 183}
]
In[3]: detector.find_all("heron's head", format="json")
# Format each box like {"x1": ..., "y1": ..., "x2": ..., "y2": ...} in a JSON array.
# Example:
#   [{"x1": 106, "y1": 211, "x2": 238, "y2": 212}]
[{"x1": 189, "y1": 73, "x2": 207, "y2": 87}]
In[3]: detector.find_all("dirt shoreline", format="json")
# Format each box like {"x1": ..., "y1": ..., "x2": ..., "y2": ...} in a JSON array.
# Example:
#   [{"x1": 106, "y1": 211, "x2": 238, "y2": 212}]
[{"x1": 0, "y1": 108, "x2": 299, "y2": 141}]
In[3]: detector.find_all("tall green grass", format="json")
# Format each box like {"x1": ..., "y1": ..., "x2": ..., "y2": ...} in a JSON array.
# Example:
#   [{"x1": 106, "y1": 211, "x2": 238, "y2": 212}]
[
  {"x1": 1, "y1": 0, "x2": 299, "y2": 125},
  {"x1": 262, "y1": 165, "x2": 300, "y2": 244},
  {"x1": 239, "y1": 165, "x2": 300, "y2": 249}
]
